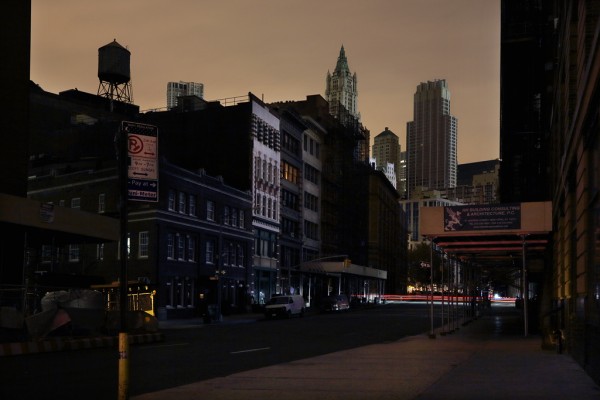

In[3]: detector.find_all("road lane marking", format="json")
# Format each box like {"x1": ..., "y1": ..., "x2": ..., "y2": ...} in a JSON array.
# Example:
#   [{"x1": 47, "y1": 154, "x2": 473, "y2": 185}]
[
  {"x1": 230, "y1": 347, "x2": 270, "y2": 354},
  {"x1": 140, "y1": 342, "x2": 190, "y2": 349}
]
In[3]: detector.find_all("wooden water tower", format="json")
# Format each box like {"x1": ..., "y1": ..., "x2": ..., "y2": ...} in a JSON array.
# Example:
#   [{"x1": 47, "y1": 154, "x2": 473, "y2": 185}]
[{"x1": 97, "y1": 39, "x2": 133, "y2": 104}]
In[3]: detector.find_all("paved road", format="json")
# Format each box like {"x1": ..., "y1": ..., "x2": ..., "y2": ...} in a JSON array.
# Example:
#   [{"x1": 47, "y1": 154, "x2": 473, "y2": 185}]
[{"x1": 0, "y1": 303, "x2": 441, "y2": 399}]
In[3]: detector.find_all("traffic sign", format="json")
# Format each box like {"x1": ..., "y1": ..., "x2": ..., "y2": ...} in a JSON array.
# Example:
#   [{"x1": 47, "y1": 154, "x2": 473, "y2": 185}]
[{"x1": 121, "y1": 121, "x2": 159, "y2": 202}]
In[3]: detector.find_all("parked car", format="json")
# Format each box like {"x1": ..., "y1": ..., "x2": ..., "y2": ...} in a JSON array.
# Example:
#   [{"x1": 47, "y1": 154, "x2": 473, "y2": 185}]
[
  {"x1": 320, "y1": 294, "x2": 350, "y2": 312},
  {"x1": 264, "y1": 295, "x2": 306, "y2": 319}
]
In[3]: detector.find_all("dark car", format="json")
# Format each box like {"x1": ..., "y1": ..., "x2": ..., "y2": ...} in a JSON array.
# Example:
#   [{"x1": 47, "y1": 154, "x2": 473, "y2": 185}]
[{"x1": 320, "y1": 294, "x2": 350, "y2": 312}]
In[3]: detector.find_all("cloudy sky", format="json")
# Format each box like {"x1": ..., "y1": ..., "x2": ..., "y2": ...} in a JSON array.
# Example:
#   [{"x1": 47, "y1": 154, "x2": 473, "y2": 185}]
[{"x1": 30, "y1": 0, "x2": 500, "y2": 164}]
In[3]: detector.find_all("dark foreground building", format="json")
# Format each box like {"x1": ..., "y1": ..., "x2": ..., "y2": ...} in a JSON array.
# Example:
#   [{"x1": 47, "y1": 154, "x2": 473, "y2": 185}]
[{"x1": 502, "y1": 0, "x2": 600, "y2": 384}]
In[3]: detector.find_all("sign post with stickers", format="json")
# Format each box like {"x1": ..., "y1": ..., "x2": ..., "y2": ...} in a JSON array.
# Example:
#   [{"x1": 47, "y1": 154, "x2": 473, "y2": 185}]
[
  {"x1": 122, "y1": 121, "x2": 159, "y2": 202},
  {"x1": 116, "y1": 121, "x2": 158, "y2": 400}
]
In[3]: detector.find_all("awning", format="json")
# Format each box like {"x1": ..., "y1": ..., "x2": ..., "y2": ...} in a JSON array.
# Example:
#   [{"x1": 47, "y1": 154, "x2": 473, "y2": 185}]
[{"x1": 0, "y1": 193, "x2": 119, "y2": 244}]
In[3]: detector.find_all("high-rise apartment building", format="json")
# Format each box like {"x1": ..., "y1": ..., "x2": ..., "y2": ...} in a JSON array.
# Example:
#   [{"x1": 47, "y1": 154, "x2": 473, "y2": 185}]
[
  {"x1": 325, "y1": 46, "x2": 359, "y2": 119},
  {"x1": 372, "y1": 127, "x2": 402, "y2": 192},
  {"x1": 406, "y1": 79, "x2": 457, "y2": 198},
  {"x1": 166, "y1": 81, "x2": 204, "y2": 110}
]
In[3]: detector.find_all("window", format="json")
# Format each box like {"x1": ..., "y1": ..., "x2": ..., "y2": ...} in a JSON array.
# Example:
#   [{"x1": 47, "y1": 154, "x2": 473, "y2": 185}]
[
  {"x1": 139, "y1": 232, "x2": 149, "y2": 258},
  {"x1": 97, "y1": 243, "x2": 104, "y2": 261},
  {"x1": 304, "y1": 192, "x2": 319, "y2": 212},
  {"x1": 206, "y1": 241, "x2": 214, "y2": 264},
  {"x1": 239, "y1": 210, "x2": 245, "y2": 228},
  {"x1": 281, "y1": 161, "x2": 298, "y2": 184},
  {"x1": 231, "y1": 208, "x2": 238, "y2": 227},
  {"x1": 71, "y1": 198, "x2": 80, "y2": 209},
  {"x1": 187, "y1": 236, "x2": 195, "y2": 262},
  {"x1": 168, "y1": 190, "x2": 176, "y2": 211},
  {"x1": 98, "y1": 193, "x2": 105, "y2": 213},
  {"x1": 222, "y1": 242, "x2": 230, "y2": 265},
  {"x1": 41, "y1": 245, "x2": 52, "y2": 263},
  {"x1": 68, "y1": 245, "x2": 80, "y2": 262},
  {"x1": 224, "y1": 206, "x2": 230, "y2": 225},
  {"x1": 59, "y1": 199, "x2": 65, "y2": 207},
  {"x1": 167, "y1": 233, "x2": 174, "y2": 259},
  {"x1": 207, "y1": 200, "x2": 215, "y2": 221},
  {"x1": 178, "y1": 192, "x2": 186, "y2": 214},
  {"x1": 304, "y1": 221, "x2": 319, "y2": 240},
  {"x1": 189, "y1": 195, "x2": 196, "y2": 216},
  {"x1": 304, "y1": 163, "x2": 319, "y2": 184},
  {"x1": 237, "y1": 245, "x2": 244, "y2": 267},
  {"x1": 177, "y1": 234, "x2": 185, "y2": 260}
]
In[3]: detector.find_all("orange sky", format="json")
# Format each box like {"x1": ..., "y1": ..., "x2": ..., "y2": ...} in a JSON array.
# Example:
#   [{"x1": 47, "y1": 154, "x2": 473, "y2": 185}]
[{"x1": 30, "y1": 0, "x2": 500, "y2": 164}]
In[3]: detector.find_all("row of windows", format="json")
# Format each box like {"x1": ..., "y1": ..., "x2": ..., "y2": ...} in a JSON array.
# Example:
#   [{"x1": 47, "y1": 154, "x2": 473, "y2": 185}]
[
  {"x1": 168, "y1": 190, "x2": 197, "y2": 216},
  {"x1": 304, "y1": 192, "x2": 318, "y2": 212},
  {"x1": 168, "y1": 189, "x2": 245, "y2": 228},
  {"x1": 304, "y1": 163, "x2": 319, "y2": 184},
  {"x1": 168, "y1": 232, "x2": 246, "y2": 267},
  {"x1": 42, "y1": 231, "x2": 149, "y2": 263},
  {"x1": 255, "y1": 193, "x2": 279, "y2": 220},
  {"x1": 281, "y1": 189, "x2": 299, "y2": 211},
  {"x1": 282, "y1": 131, "x2": 300, "y2": 156},
  {"x1": 303, "y1": 135, "x2": 320, "y2": 159},
  {"x1": 281, "y1": 161, "x2": 299, "y2": 184},
  {"x1": 255, "y1": 156, "x2": 279, "y2": 186}
]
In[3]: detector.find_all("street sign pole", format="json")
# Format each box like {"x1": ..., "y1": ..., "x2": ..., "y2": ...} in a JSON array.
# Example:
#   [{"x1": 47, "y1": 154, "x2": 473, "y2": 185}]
[{"x1": 118, "y1": 124, "x2": 129, "y2": 400}]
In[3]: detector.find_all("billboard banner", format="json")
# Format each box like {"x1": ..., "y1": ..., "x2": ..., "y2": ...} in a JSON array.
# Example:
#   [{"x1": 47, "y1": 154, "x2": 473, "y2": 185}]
[{"x1": 443, "y1": 204, "x2": 521, "y2": 232}]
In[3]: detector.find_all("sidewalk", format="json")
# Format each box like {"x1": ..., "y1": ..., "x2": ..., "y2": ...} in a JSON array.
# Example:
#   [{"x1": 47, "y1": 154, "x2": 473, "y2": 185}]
[{"x1": 133, "y1": 305, "x2": 600, "y2": 400}]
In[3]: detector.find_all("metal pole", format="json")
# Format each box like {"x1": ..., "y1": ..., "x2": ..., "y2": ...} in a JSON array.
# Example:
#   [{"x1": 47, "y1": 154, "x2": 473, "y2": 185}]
[
  {"x1": 118, "y1": 124, "x2": 129, "y2": 400},
  {"x1": 440, "y1": 252, "x2": 445, "y2": 335},
  {"x1": 522, "y1": 236, "x2": 529, "y2": 337},
  {"x1": 429, "y1": 239, "x2": 435, "y2": 338}
]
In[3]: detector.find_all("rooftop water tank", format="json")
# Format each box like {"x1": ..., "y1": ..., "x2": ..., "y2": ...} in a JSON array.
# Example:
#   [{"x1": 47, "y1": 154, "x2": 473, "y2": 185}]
[{"x1": 98, "y1": 39, "x2": 130, "y2": 85}]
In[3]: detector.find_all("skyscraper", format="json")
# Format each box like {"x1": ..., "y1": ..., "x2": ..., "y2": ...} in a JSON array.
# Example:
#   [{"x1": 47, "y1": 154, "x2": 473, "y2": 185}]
[
  {"x1": 325, "y1": 46, "x2": 359, "y2": 120},
  {"x1": 406, "y1": 79, "x2": 457, "y2": 198},
  {"x1": 166, "y1": 81, "x2": 204, "y2": 110},
  {"x1": 372, "y1": 127, "x2": 402, "y2": 192}
]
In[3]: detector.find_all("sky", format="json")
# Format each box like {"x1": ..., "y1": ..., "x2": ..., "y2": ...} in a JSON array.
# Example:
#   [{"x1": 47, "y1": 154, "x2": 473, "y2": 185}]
[{"x1": 30, "y1": 0, "x2": 500, "y2": 164}]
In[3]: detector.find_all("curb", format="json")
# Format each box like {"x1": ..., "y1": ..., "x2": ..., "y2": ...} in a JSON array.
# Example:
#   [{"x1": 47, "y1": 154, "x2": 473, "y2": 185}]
[{"x1": 0, "y1": 332, "x2": 164, "y2": 357}]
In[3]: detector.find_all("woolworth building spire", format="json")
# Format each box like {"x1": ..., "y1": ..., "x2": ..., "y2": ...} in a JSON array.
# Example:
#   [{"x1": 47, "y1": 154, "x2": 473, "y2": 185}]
[{"x1": 325, "y1": 45, "x2": 359, "y2": 120}]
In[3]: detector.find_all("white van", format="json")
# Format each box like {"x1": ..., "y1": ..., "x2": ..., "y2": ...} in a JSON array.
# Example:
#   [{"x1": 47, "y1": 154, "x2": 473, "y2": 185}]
[{"x1": 264, "y1": 295, "x2": 306, "y2": 319}]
